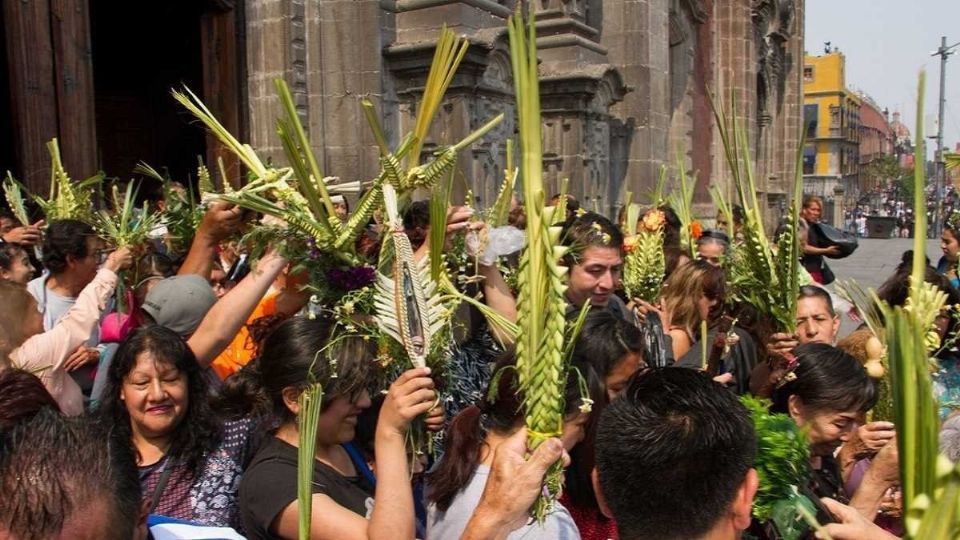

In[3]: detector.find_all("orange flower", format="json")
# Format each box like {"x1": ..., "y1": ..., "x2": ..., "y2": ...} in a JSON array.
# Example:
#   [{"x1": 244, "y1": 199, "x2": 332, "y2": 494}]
[
  {"x1": 623, "y1": 235, "x2": 638, "y2": 252},
  {"x1": 641, "y1": 210, "x2": 665, "y2": 233},
  {"x1": 689, "y1": 221, "x2": 703, "y2": 239}
]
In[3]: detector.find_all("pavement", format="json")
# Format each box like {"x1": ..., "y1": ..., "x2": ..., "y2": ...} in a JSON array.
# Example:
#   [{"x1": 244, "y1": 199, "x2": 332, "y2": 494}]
[{"x1": 823, "y1": 237, "x2": 941, "y2": 338}]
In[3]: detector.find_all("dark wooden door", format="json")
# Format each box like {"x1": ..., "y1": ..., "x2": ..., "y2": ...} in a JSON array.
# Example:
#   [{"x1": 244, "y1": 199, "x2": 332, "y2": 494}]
[{"x1": 3, "y1": 0, "x2": 96, "y2": 193}]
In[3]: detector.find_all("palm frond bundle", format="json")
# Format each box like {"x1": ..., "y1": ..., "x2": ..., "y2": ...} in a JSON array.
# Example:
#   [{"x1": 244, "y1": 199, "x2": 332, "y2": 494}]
[
  {"x1": 93, "y1": 182, "x2": 161, "y2": 249},
  {"x1": 297, "y1": 383, "x2": 324, "y2": 540},
  {"x1": 622, "y1": 199, "x2": 666, "y2": 302},
  {"x1": 33, "y1": 139, "x2": 102, "y2": 223},
  {"x1": 133, "y1": 161, "x2": 206, "y2": 257},
  {"x1": 709, "y1": 94, "x2": 801, "y2": 333},
  {"x1": 508, "y1": 6, "x2": 589, "y2": 521},
  {"x1": 3, "y1": 172, "x2": 32, "y2": 226},
  {"x1": 488, "y1": 139, "x2": 518, "y2": 227},
  {"x1": 668, "y1": 159, "x2": 698, "y2": 258},
  {"x1": 875, "y1": 73, "x2": 960, "y2": 539}
]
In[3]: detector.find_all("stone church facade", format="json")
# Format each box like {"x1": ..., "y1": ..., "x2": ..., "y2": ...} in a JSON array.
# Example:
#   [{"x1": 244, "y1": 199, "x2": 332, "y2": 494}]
[
  {"x1": 2, "y1": 0, "x2": 803, "y2": 223},
  {"x1": 247, "y1": 0, "x2": 804, "y2": 220}
]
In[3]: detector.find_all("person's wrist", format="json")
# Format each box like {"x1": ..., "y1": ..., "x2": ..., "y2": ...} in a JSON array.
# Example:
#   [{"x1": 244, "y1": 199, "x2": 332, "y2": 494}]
[
  {"x1": 375, "y1": 421, "x2": 407, "y2": 442},
  {"x1": 464, "y1": 504, "x2": 512, "y2": 540}
]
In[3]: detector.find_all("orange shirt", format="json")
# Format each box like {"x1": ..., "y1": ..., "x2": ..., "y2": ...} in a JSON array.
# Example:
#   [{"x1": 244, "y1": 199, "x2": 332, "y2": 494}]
[{"x1": 210, "y1": 292, "x2": 278, "y2": 380}]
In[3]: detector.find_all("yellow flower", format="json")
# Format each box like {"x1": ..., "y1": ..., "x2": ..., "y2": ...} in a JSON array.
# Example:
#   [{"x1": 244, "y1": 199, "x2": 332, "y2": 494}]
[{"x1": 623, "y1": 235, "x2": 638, "y2": 252}]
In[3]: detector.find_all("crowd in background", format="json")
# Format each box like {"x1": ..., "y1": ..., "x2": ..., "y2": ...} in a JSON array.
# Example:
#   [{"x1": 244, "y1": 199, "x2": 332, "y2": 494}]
[{"x1": 1, "y1": 185, "x2": 959, "y2": 540}]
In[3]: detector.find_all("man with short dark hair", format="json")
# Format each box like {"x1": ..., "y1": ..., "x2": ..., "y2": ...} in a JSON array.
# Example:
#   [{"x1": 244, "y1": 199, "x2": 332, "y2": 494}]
[
  {"x1": 593, "y1": 368, "x2": 759, "y2": 540},
  {"x1": 561, "y1": 212, "x2": 627, "y2": 318},
  {"x1": 0, "y1": 404, "x2": 145, "y2": 540}
]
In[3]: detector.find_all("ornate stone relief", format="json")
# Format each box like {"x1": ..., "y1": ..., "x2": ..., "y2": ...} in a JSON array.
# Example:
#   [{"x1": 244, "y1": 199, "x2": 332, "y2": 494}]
[{"x1": 752, "y1": 0, "x2": 795, "y2": 115}]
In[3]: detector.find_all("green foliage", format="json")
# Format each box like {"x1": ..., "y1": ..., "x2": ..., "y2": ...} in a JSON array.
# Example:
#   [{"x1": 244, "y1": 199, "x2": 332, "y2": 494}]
[
  {"x1": 709, "y1": 93, "x2": 801, "y2": 333},
  {"x1": 740, "y1": 396, "x2": 812, "y2": 523}
]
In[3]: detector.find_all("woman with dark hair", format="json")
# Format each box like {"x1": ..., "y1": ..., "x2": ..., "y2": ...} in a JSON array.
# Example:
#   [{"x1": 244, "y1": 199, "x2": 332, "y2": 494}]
[
  {"x1": 95, "y1": 324, "x2": 248, "y2": 529},
  {"x1": 876, "y1": 265, "x2": 960, "y2": 419},
  {"x1": 938, "y1": 214, "x2": 960, "y2": 288},
  {"x1": 560, "y1": 311, "x2": 645, "y2": 540},
  {"x1": 696, "y1": 230, "x2": 729, "y2": 267},
  {"x1": 234, "y1": 315, "x2": 435, "y2": 540},
  {"x1": 770, "y1": 343, "x2": 898, "y2": 520},
  {"x1": 426, "y1": 355, "x2": 593, "y2": 539}
]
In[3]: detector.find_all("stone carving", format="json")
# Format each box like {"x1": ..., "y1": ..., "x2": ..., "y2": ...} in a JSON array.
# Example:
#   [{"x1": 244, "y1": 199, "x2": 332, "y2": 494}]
[
  {"x1": 752, "y1": 0, "x2": 795, "y2": 114},
  {"x1": 669, "y1": 0, "x2": 708, "y2": 46}
]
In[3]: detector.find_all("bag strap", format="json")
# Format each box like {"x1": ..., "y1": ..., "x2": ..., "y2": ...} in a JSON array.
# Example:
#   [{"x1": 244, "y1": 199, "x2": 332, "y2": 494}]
[{"x1": 148, "y1": 458, "x2": 175, "y2": 514}]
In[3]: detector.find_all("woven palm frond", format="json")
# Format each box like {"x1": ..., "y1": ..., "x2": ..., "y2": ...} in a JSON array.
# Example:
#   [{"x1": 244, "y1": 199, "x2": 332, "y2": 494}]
[
  {"x1": 374, "y1": 183, "x2": 447, "y2": 369},
  {"x1": 508, "y1": 6, "x2": 588, "y2": 522},
  {"x1": 3, "y1": 172, "x2": 31, "y2": 226},
  {"x1": 708, "y1": 92, "x2": 800, "y2": 333},
  {"x1": 33, "y1": 139, "x2": 101, "y2": 223}
]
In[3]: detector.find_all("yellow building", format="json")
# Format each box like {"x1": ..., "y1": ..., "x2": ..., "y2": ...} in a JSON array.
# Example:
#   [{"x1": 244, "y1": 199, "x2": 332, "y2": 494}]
[{"x1": 802, "y1": 51, "x2": 861, "y2": 213}]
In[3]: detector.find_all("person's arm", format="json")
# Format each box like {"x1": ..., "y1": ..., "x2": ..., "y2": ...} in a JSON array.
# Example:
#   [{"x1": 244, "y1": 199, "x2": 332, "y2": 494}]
[
  {"x1": 804, "y1": 244, "x2": 842, "y2": 257},
  {"x1": 817, "y1": 498, "x2": 899, "y2": 540},
  {"x1": 477, "y1": 263, "x2": 517, "y2": 345},
  {"x1": 12, "y1": 247, "x2": 132, "y2": 374},
  {"x1": 177, "y1": 202, "x2": 244, "y2": 279},
  {"x1": 367, "y1": 367, "x2": 436, "y2": 540},
  {"x1": 669, "y1": 328, "x2": 692, "y2": 359},
  {"x1": 848, "y1": 436, "x2": 899, "y2": 520},
  {"x1": 187, "y1": 249, "x2": 288, "y2": 366},
  {"x1": 461, "y1": 428, "x2": 567, "y2": 540},
  {"x1": 273, "y1": 265, "x2": 310, "y2": 317}
]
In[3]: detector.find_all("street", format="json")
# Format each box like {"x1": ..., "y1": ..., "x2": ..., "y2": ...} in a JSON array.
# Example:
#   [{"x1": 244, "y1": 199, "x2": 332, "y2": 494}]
[{"x1": 825, "y1": 237, "x2": 941, "y2": 337}]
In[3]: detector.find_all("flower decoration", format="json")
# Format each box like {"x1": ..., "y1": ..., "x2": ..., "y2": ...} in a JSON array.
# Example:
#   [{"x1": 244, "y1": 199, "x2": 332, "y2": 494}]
[
  {"x1": 578, "y1": 397, "x2": 594, "y2": 414},
  {"x1": 641, "y1": 209, "x2": 666, "y2": 232},
  {"x1": 689, "y1": 220, "x2": 703, "y2": 240},
  {"x1": 327, "y1": 266, "x2": 376, "y2": 292},
  {"x1": 623, "y1": 235, "x2": 638, "y2": 253}
]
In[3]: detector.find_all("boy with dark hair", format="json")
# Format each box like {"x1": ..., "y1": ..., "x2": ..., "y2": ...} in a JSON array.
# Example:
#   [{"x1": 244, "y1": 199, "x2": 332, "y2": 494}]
[{"x1": 593, "y1": 368, "x2": 759, "y2": 540}]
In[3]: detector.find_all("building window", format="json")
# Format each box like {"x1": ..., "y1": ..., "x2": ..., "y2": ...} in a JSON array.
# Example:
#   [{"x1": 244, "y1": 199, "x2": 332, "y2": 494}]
[
  {"x1": 803, "y1": 145, "x2": 816, "y2": 175},
  {"x1": 804, "y1": 104, "x2": 818, "y2": 138},
  {"x1": 803, "y1": 65, "x2": 814, "y2": 82},
  {"x1": 829, "y1": 105, "x2": 841, "y2": 137}
]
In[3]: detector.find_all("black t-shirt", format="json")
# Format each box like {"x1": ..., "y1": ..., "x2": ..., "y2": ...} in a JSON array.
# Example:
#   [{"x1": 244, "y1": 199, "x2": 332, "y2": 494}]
[{"x1": 239, "y1": 437, "x2": 375, "y2": 540}]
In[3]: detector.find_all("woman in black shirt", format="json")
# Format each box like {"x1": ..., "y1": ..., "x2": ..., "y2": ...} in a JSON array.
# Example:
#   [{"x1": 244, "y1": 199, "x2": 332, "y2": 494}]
[{"x1": 230, "y1": 315, "x2": 436, "y2": 540}]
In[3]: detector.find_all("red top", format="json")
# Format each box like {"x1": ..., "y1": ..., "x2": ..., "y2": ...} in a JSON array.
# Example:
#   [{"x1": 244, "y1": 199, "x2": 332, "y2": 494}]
[{"x1": 559, "y1": 491, "x2": 619, "y2": 540}]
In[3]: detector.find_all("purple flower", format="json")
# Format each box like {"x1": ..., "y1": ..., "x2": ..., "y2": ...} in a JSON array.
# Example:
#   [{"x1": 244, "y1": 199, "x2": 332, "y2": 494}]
[{"x1": 327, "y1": 265, "x2": 376, "y2": 291}]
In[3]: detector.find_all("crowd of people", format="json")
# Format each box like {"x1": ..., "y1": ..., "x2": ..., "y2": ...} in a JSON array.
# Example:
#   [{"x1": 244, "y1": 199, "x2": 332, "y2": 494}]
[{"x1": 1, "y1": 185, "x2": 959, "y2": 540}]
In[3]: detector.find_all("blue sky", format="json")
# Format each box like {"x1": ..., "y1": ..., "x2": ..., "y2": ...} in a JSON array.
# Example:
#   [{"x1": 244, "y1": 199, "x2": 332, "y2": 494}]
[{"x1": 805, "y1": 0, "x2": 960, "y2": 151}]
